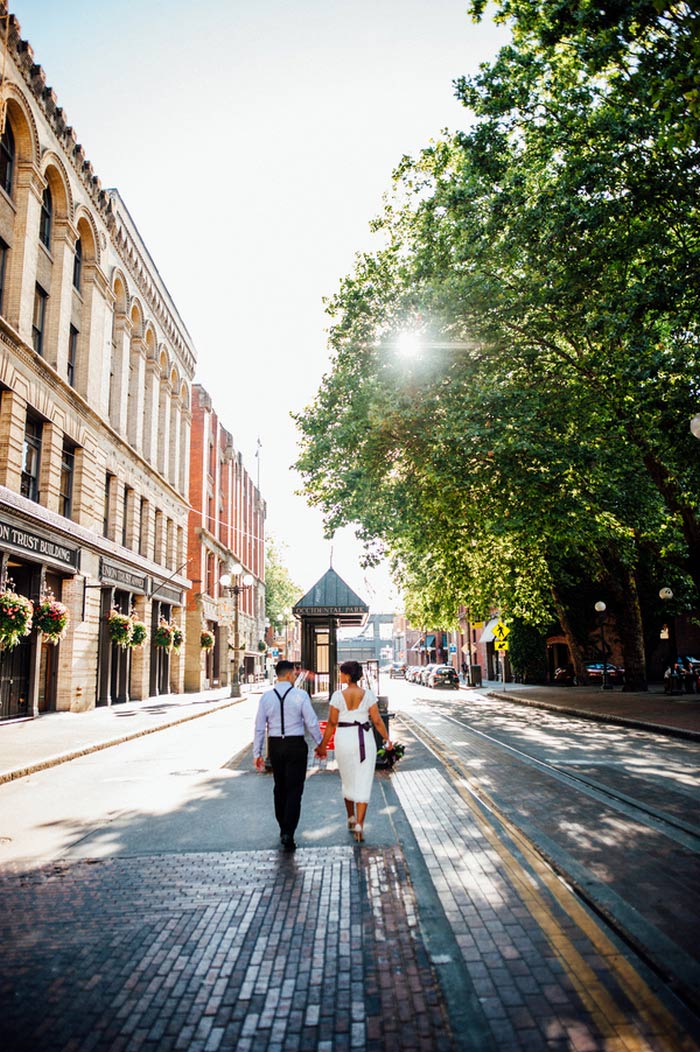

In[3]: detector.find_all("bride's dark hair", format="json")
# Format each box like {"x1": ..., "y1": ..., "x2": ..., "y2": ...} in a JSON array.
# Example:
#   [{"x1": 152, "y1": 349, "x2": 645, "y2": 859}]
[{"x1": 339, "y1": 660, "x2": 363, "y2": 684}]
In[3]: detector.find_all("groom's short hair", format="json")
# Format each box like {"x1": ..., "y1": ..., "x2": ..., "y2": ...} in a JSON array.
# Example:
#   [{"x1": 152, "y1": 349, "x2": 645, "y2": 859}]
[{"x1": 275, "y1": 660, "x2": 294, "y2": 676}]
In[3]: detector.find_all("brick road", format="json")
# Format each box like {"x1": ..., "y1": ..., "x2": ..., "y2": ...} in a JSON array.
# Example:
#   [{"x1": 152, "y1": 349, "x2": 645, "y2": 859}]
[{"x1": 0, "y1": 847, "x2": 452, "y2": 1052}]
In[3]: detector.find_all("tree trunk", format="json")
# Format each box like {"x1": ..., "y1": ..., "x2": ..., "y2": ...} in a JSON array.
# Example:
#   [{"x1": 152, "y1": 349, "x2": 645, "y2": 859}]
[
  {"x1": 551, "y1": 586, "x2": 587, "y2": 682},
  {"x1": 604, "y1": 565, "x2": 648, "y2": 692}
]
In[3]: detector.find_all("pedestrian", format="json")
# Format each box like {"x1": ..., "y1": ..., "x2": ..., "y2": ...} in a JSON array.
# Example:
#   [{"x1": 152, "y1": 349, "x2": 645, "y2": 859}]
[
  {"x1": 316, "y1": 660, "x2": 392, "y2": 843},
  {"x1": 253, "y1": 659, "x2": 324, "y2": 852}
]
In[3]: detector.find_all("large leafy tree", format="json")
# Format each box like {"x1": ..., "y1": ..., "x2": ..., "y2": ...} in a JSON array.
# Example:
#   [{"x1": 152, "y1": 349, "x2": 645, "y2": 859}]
[
  {"x1": 295, "y1": 1, "x2": 700, "y2": 689},
  {"x1": 264, "y1": 538, "x2": 301, "y2": 633}
]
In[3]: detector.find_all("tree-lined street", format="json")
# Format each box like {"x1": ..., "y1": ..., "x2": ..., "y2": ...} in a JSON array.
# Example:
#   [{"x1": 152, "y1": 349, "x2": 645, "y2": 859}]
[{"x1": 1, "y1": 684, "x2": 699, "y2": 1049}]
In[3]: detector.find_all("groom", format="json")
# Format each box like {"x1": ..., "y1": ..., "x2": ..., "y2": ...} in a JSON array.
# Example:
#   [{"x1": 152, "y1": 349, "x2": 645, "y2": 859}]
[{"x1": 253, "y1": 660, "x2": 324, "y2": 852}]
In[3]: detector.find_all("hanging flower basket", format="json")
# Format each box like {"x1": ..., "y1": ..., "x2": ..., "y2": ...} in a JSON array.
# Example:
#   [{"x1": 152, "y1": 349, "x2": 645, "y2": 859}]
[
  {"x1": 154, "y1": 619, "x2": 174, "y2": 649},
  {"x1": 0, "y1": 590, "x2": 33, "y2": 650},
  {"x1": 200, "y1": 630, "x2": 215, "y2": 652},
  {"x1": 108, "y1": 610, "x2": 133, "y2": 648},
  {"x1": 129, "y1": 620, "x2": 148, "y2": 648},
  {"x1": 172, "y1": 625, "x2": 184, "y2": 652},
  {"x1": 257, "y1": 639, "x2": 267, "y2": 652},
  {"x1": 34, "y1": 596, "x2": 69, "y2": 644}
]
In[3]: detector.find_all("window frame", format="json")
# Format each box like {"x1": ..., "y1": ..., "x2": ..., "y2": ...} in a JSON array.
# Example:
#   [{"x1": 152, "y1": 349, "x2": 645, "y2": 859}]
[
  {"x1": 39, "y1": 185, "x2": 52, "y2": 248},
  {"x1": 67, "y1": 324, "x2": 78, "y2": 387},
  {"x1": 72, "y1": 237, "x2": 82, "y2": 291},
  {"x1": 21, "y1": 417, "x2": 42, "y2": 503},
  {"x1": 32, "y1": 284, "x2": 47, "y2": 355},
  {"x1": 0, "y1": 121, "x2": 15, "y2": 198},
  {"x1": 59, "y1": 442, "x2": 74, "y2": 519}
]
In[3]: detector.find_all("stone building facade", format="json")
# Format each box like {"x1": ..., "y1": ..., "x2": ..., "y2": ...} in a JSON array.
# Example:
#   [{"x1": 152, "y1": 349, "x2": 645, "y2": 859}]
[
  {"x1": 185, "y1": 385, "x2": 266, "y2": 692},
  {"x1": 0, "y1": 8, "x2": 195, "y2": 716}
]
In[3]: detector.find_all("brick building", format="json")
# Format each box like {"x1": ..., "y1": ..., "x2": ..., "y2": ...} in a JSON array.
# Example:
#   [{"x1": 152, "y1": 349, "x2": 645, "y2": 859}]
[
  {"x1": 0, "y1": 9, "x2": 194, "y2": 716},
  {"x1": 185, "y1": 386, "x2": 266, "y2": 692}
]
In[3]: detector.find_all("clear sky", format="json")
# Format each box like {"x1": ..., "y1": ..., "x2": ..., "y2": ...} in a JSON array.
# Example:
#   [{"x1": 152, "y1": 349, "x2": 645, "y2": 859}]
[{"x1": 14, "y1": 0, "x2": 509, "y2": 609}]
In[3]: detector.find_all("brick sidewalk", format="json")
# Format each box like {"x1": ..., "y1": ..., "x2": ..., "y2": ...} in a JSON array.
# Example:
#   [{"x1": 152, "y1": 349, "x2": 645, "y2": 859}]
[{"x1": 0, "y1": 848, "x2": 452, "y2": 1052}]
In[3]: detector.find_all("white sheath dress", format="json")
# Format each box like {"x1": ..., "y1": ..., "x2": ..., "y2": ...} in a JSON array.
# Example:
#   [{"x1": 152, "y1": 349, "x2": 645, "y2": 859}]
[{"x1": 330, "y1": 688, "x2": 378, "y2": 804}]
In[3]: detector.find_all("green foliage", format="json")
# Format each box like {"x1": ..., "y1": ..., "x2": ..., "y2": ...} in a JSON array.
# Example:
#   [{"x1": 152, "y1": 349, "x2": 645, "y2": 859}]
[
  {"x1": 294, "y1": 0, "x2": 700, "y2": 677},
  {"x1": 508, "y1": 618, "x2": 549, "y2": 683},
  {"x1": 265, "y1": 538, "x2": 302, "y2": 632}
]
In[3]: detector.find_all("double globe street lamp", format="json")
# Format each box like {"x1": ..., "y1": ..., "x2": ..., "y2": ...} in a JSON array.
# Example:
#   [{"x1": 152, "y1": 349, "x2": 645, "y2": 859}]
[{"x1": 219, "y1": 562, "x2": 255, "y2": 698}]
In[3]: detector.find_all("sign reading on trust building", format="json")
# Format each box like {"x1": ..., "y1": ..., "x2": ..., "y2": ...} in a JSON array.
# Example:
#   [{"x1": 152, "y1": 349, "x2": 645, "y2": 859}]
[{"x1": 0, "y1": 521, "x2": 79, "y2": 569}]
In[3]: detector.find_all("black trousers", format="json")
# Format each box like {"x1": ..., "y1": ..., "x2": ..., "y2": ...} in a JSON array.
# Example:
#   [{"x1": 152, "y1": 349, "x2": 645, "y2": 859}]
[{"x1": 267, "y1": 736, "x2": 308, "y2": 838}]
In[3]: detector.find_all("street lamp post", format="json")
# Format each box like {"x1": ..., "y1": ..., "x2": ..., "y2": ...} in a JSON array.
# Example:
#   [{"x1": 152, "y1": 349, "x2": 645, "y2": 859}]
[
  {"x1": 594, "y1": 601, "x2": 612, "y2": 691},
  {"x1": 219, "y1": 562, "x2": 255, "y2": 698}
]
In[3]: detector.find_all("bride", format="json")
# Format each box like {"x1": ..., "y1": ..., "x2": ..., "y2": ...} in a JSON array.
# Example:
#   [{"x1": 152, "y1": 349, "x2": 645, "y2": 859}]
[{"x1": 316, "y1": 660, "x2": 392, "y2": 842}]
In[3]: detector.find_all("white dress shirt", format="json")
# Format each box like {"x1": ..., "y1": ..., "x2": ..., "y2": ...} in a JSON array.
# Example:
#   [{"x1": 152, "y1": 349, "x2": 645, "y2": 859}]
[{"x1": 253, "y1": 682, "x2": 322, "y2": 757}]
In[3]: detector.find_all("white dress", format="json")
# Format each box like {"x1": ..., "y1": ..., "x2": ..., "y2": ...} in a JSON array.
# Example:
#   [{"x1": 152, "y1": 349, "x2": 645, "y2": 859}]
[{"x1": 330, "y1": 688, "x2": 378, "y2": 804}]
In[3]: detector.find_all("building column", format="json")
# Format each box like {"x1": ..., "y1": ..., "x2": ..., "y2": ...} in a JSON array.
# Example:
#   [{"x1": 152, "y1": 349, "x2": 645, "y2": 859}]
[
  {"x1": 129, "y1": 593, "x2": 150, "y2": 702},
  {"x1": 43, "y1": 217, "x2": 79, "y2": 375},
  {"x1": 158, "y1": 374, "x2": 171, "y2": 479},
  {"x1": 127, "y1": 337, "x2": 146, "y2": 452},
  {"x1": 109, "y1": 314, "x2": 132, "y2": 436},
  {"x1": 4, "y1": 161, "x2": 43, "y2": 339},
  {"x1": 0, "y1": 388, "x2": 26, "y2": 490},
  {"x1": 38, "y1": 421, "x2": 63, "y2": 513},
  {"x1": 142, "y1": 357, "x2": 160, "y2": 464}
]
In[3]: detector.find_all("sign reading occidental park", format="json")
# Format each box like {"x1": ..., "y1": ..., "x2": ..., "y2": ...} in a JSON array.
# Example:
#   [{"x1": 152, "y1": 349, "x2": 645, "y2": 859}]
[{"x1": 295, "y1": 606, "x2": 367, "y2": 616}]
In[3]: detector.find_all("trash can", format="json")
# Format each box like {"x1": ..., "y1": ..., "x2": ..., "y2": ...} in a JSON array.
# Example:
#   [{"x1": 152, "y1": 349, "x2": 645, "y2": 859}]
[
  {"x1": 374, "y1": 696, "x2": 391, "y2": 767},
  {"x1": 470, "y1": 664, "x2": 482, "y2": 687}
]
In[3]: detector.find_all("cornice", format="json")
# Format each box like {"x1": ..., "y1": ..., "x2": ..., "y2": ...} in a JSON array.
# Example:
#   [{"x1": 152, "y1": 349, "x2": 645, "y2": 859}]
[{"x1": 0, "y1": 6, "x2": 197, "y2": 383}]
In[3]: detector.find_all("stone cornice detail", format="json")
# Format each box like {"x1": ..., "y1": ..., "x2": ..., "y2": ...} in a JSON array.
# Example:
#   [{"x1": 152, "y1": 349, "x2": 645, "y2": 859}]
[{"x1": 1, "y1": 5, "x2": 197, "y2": 383}]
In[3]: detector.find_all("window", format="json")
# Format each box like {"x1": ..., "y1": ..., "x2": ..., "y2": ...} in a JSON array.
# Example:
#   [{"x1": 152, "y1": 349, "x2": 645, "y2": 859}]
[
  {"x1": 39, "y1": 185, "x2": 52, "y2": 248},
  {"x1": 0, "y1": 238, "x2": 7, "y2": 316},
  {"x1": 32, "y1": 285, "x2": 47, "y2": 355},
  {"x1": 73, "y1": 237, "x2": 82, "y2": 290},
  {"x1": 122, "y1": 486, "x2": 131, "y2": 548},
  {"x1": 60, "y1": 443, "x2": 74, "y2": 519},
  {"x1": 0, "y1": 121, "x2": 14, "y2": 197},
  {"x1": 21, "y1": 418, "x2": 42, "y2": 502},
  {"x1": 67, "y1": 325, "x2": 78, "y2": 387},
  {"x1": 139, "y1": 497, "x2": 148, "y2": 557},
  {"x1": 103, "y1": 472, "x2": 114, "y2": 536}
]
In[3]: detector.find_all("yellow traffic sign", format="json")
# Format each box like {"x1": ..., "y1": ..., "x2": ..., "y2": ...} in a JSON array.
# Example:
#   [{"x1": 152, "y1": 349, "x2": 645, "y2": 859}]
[
  {"x1": 493, "y1": 620, "x2": 510, "y2": 642},
  {"x1": 498, "y1": 641, "x2": 509, "y2": 653}
]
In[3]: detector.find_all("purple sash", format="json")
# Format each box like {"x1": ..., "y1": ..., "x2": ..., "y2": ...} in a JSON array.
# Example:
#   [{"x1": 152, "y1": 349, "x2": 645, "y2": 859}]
[{"x1": 337, "y1": 720, "x2": 372, "y2": 762}]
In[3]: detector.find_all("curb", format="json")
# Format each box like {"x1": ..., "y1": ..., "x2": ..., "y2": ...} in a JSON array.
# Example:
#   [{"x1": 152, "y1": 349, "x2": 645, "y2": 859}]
[
  {"x1": 0, "y1": 696, "x2": 247, "y2": 785},
  {"x1": 484, "y1": 690, "x2": 700, "y2": 743}
]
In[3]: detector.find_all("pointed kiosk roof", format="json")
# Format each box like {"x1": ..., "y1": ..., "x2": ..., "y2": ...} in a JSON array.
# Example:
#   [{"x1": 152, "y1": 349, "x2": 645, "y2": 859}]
[{"x1": 293, "y1": 567, "x2": 369, "y2": 627}]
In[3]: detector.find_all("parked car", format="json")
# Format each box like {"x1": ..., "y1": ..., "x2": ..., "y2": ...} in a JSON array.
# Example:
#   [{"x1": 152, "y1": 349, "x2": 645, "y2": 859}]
[
  {"x1": 389, "y1": 663, "x2": 406, "y2": 679},
  {"x1": 585, "y1": 662, "x2": 624, "y2": 685},
  {"x1": 428, "y1": 665, "x2": 460, "y2": 689},
  {"x1": 419, "y1": 664, "x2": 438, "y2": 686}
]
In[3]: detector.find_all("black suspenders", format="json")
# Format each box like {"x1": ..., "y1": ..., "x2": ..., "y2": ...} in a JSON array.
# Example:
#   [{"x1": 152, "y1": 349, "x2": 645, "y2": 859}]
[{"x1": 273, "y1": 685, "x2": 291, "y2": 736}]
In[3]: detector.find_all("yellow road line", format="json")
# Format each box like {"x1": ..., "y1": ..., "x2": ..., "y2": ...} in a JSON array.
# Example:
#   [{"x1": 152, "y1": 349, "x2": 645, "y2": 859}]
[{"x1": 395, "y1": 713, "x2": 697, "y2": 1052}]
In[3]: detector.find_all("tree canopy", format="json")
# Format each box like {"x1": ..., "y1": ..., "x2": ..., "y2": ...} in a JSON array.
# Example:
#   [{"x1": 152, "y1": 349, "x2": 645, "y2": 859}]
[{"x1": 294, "y1": 1, "x2": 700, "y2": 688}]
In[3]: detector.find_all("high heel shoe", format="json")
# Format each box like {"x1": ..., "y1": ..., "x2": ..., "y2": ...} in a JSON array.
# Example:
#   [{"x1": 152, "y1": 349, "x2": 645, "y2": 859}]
[
  {"x1": 353, "y1": 824, "x2": 364, "y2": 843},
  {"x1": 347, "y1": 816, "x2": 357, "y2": 831}
]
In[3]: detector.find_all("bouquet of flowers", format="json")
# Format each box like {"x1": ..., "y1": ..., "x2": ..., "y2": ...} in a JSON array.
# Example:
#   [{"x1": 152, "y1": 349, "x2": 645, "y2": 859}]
[
  {"x1": 153, "y1": 619, "x2": 174, "y2": 649},
  {"x1": 376, "y1": 742, "x2": 405, "y2": 769},
  {"x1": 107, "y1": 610, "x2": 133, "y2": 648},
  {"x1": 33, "y1": 595, "x2": 69, "y2": 644},
  {"x1": 130, "y1": 620, "x2": 148, "y2": 648},
  {"x1": 200, "y1": 630, "x2": 215, "y2": 652},
  {"x1": 0, "y1": 590, "x2": 33, "y2": 649}
]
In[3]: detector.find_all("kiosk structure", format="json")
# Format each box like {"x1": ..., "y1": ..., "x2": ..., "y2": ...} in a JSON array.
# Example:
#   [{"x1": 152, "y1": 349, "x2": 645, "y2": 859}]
[{"x1": 293, "y1": 568, "x2": 369, "y2": 697}]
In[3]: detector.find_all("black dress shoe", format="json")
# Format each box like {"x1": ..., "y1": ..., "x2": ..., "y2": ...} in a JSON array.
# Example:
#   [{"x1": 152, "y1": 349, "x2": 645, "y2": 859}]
[{"x1": 280, "y1": 834, "x2": 296, "y2": 852}]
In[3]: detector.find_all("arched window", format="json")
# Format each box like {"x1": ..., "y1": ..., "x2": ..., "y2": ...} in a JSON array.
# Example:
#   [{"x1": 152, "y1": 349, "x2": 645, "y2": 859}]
[
  {"x1": 0, "y1": 121, "x2": 14, "y2": 197},
  {"x1": 73, "y1": 237, "x2": 82, "y2": 290},
  {"x1": 39, "y1": 185, "x2": 52, "y2": 248}
]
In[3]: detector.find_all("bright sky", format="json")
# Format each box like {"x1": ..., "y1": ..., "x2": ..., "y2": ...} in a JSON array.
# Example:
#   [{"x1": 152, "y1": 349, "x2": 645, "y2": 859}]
[{"x1": 15, "y1": 0, "x2": 509, "y2": 610}]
